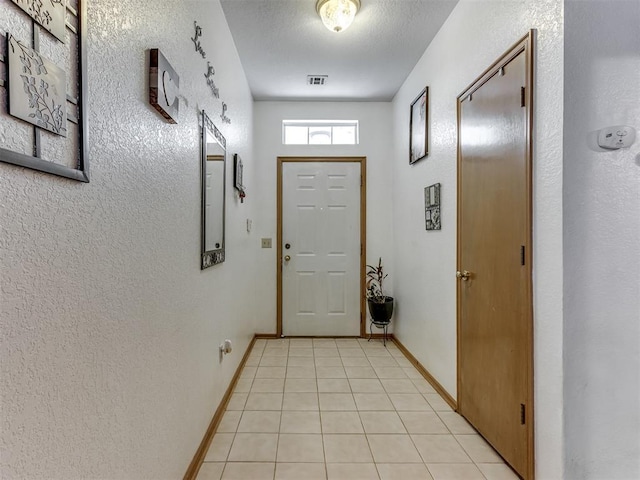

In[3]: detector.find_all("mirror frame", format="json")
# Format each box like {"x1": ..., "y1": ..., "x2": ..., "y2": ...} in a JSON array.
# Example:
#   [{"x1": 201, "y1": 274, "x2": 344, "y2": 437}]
[{"x1": 201, "y1": 110, "x2": 226, "y2": 269}]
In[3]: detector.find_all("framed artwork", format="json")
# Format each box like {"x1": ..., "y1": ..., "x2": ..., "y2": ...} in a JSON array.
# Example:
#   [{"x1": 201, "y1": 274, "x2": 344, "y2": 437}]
[
  {"x1": 1, "y1": 0, "x2": 89, "y2": 182},
  {"x1": 149, "y1": 48, "x2": 180, "y2": 123},
  {"x1": 409, "y1": 86, "x2": 429, "y2": 164},
  {"x1": 233, "y1": 153, "x2": 246, "y2": 202},
  {"x1": 425, "y1": 183, "x2": 441, "y2": 230}
]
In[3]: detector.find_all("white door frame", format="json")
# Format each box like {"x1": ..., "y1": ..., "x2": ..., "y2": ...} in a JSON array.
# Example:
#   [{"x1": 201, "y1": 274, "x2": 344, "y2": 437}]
[{"x1": 277, "y1": 157, "x2": 367, "y2": 337}]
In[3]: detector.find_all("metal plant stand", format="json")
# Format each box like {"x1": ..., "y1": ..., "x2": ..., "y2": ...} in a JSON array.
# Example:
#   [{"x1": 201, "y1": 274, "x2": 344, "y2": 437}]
[{"x1": 368, "y1": 318, "x2": 391, "y2": 347}]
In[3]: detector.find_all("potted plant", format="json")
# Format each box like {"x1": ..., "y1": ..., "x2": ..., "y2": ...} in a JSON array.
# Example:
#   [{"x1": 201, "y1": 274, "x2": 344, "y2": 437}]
[{"x1": 366, "y1": 257, "x2": 394, "y2": 324}]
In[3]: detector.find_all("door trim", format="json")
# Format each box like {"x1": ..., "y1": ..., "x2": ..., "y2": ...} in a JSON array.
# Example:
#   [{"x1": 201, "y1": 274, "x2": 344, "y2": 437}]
[
  {"x1": 277, "y1": 157, "x2": 367, "y2": 338},
  {"x1": 456, "y1": 30, "x2": 535, "y2": 479}
]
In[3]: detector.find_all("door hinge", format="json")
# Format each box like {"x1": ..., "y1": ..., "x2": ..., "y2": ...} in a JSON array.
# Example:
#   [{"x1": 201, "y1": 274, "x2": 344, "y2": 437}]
[
  {"x1": 520, "y1": 403, "x2": 526, "y2": 425},
  {"x1": 361, "y1": 244, "x2": 363, "y2": 256},
  {"x1": 520, "y1": 245, "x2": 525, "y2": 266},
  {"x1": 520, "y1": 86, "x2": 526, "y2": 107},
  {"x1": 360, "y1": 175, "x2": 363, "y2": 187}
]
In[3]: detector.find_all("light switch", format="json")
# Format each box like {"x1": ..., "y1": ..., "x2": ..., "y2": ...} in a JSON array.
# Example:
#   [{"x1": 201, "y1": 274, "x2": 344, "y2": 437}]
[{"x1": 261, "y1": 238, "x2": 272, "y2": 248}]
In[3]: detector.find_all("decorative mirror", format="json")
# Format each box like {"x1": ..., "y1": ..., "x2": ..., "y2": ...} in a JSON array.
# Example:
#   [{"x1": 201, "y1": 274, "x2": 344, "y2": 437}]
[{"x1": 201, "y1": 110, "x2": 226, "y2": 268}]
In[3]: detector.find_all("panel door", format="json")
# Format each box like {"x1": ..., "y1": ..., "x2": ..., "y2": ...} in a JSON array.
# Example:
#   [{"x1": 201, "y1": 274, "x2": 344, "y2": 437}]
[
  {"x1": 457, "y1": 45, "x2": 533, "y2": 477},
  {"x1": 282, "y1": 161, "x2": 361, "y2": 336}
]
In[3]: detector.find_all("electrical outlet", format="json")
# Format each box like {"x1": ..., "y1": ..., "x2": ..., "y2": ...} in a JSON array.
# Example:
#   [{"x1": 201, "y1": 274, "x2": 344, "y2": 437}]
[{"x1": 261, "y1": 238, "x2": 272, "y2": 248}]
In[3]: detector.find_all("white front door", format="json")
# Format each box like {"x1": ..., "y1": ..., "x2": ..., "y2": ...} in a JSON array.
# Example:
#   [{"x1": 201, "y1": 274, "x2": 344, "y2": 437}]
[{"x1": 282, "y1": 161, "x2": 361, "y2": 336}]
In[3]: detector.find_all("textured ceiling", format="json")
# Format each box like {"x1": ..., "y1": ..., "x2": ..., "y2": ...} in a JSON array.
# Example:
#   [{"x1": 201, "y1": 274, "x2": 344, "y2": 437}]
[{"x1": 220, "y1": 0, "x2": 459, "y2": 101}]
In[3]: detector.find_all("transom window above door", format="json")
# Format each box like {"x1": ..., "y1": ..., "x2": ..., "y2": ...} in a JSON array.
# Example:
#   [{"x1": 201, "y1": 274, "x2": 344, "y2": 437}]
[{"x1": 282, "y1": 120, "x2": 359, "y2": 145}]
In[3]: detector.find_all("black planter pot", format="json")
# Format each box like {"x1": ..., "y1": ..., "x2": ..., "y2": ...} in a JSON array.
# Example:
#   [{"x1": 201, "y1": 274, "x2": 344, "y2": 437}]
[{"x1": 367, "y1": 296, "x2": 394, "y2": 324}]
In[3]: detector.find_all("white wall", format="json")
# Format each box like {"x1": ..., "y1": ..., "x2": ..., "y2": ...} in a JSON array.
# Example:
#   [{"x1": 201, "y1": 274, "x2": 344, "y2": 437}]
[
  {"x1": 390, "y1": 1, "x2": 564, "y2": 477},
  {"x1": 252, "y1": 102, "x2": 394, "y2": 334},
  {"x1": 563, "y1": 1, "x2": 640, "y2": 478},
  {"x1": 0, "y1": 0, "x2": 258, "y2": 478}
]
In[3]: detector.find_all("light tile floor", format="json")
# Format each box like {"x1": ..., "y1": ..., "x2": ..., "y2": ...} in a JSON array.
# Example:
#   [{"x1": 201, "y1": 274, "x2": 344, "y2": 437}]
[{"x1": 197, "y1": 338, "x2": 519, "y2": 480}]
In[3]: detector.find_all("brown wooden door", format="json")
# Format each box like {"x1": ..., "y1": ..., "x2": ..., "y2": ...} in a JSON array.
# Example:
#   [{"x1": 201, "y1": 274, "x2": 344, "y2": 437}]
[{"x1": 457, "y1": 33, "x2": 534, "y2": 479}]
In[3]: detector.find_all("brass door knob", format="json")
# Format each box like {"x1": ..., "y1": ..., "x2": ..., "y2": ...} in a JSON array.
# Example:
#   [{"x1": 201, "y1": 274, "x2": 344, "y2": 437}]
[
  {"x1": 284, "y1": 255, "x2": 291, "y2": 262},
  {"x1": 456, "y1": 270, "x2": 471, "y2": 281}
]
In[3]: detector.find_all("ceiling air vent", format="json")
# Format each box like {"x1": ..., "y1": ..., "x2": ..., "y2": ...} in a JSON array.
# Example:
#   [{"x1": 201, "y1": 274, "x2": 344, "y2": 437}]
[{"x1": 307, "y1": 75, "x2": 328, "y2": 86}]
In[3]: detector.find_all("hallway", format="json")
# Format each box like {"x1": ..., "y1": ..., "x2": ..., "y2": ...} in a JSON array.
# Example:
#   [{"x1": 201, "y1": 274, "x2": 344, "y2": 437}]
[{"x1": 196, "y1": 338, "x2": 517, "y2": 480}]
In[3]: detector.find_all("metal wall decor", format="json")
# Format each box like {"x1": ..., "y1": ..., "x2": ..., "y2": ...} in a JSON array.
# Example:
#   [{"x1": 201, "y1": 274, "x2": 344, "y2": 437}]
[
  {"x1": 1, "y1": 0, "x2": 89, "y2": 182},
  {"x1": 424, "y1": 183, "x2": 441, "y2": 230},
  {"x1": 191, "y1": 21, "x2": 206, "y2": 58},
  {"x1": 410, "y1": 86, "x2": 429, "y2": 164},
  {"x1": 220, "y1": 102, "x2": 230, "y2": 124},
  {"x1": 8, "y1": 35, "x2": 67, "y2": 136},
  {"x1": 204, "y1": 61, "x2": 219, "y2": 98},
  {"x1": 189, "y1": 19, "x2": 233, "y2": 124},
  {"x1": 149, "y1": 48, "x2": 180, "y2": 123},
  {"x1": 11, "y1": 0, "x2": 67, "y2": 43}
]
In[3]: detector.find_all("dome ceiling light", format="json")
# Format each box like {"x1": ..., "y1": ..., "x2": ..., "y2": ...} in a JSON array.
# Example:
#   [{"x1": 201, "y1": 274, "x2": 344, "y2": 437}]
[{"x1": 316, "y1": 0, "x2": 361, "y2": 33}]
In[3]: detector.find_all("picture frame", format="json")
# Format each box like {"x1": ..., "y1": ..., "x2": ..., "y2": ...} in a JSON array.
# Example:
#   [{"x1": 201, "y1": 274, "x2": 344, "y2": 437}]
[
  {"x1": 425, "y1": 183, "x2": 441, "y2": 230},
  {"x1": 233, "y1": 153, "x2": 246, "y2": 202},
  {"x1": 409, "y1": 86, "x2": 429, "y2": 164}
]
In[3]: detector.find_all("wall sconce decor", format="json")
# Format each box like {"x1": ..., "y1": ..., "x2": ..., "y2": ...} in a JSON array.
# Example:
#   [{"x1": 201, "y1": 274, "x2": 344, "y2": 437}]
[
  {"x1": 149, "y1": 48, "x2": 180, "y2": 124},
  {"x1": 1, "y1": 0, "x2": 89, "y2": 182},
  {"x1": 425, "y1": 183, "x2": 441, "y2": 230},
  {"x1": 316, "y1": 0, "x2": 360, "y2": 33}
]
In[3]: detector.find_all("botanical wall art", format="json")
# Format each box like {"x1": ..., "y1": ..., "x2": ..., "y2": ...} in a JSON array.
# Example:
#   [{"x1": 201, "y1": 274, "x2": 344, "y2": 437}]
[
  {"x1": 1, "y1": 0, "x2": 89, "y2": 182},
  {"x1": 8, "y1": 35, "x2": 67, "y2": 136},
  {"x1": 410, "y1": 86, "x2": 429, "y2": 164},
  {"x1": 425, "y1": 183, "x2": 441, "y2": 230},
  {"x1": 11, "y1": 0, "x2": 67, "y2": 43},
  {"x1": 149, "y1": 48, "x2": 180, "y2": 123}
]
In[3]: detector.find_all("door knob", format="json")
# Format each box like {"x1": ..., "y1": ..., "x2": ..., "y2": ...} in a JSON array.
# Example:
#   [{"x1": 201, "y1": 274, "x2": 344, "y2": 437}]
[
  {"x1": 456, "y1": 270, "x2": 471, "y2": 281},
  {"x1": 284, "y1": 255, "x2": 291, "y2": 262}
]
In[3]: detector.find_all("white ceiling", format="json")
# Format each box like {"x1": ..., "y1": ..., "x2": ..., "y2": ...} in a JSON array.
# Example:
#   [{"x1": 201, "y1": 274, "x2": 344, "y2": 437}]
[{"x1": 220, "y1": 0, "x2": 459, "y2": 101}]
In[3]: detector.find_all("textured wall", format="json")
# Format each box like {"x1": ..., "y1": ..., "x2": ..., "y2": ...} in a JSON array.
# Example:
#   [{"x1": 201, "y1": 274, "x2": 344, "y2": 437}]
[
  {"x1": 0, "y1": 0, "x2": 257, "y2": 478},
  {"x1": 563, "y1": 1, "x2": 640, "y2": 478},
  {"x1": 390, "y1": 0, "x2": 564, "y2": 477},
  {"x1": 252, "y1": 102, "x2": 395, "y2": 334}
]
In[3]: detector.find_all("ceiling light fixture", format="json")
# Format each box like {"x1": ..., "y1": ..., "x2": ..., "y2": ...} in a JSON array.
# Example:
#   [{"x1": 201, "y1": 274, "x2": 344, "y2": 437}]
[{"x1": 316, "y1": 0, "x2": 360, "y2": 33}]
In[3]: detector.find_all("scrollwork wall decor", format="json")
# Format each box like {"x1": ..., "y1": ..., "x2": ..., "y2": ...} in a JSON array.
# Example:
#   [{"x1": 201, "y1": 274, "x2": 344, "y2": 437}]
[
  {"x1": 1, "y1": 0, "x2": 89, "y2": 182},
  {"x1": 204, "y1": 61, "x2": 219, "y2": 98},
  {"x1": 191, "y1": 21, "x2": 206, "y2": 58},
  {"x1": 189, "y1": 20, "x2": 233, "y2": 128},
  {"x1": 220, "y1": 102, "x2": 231, "y2": 124}
]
